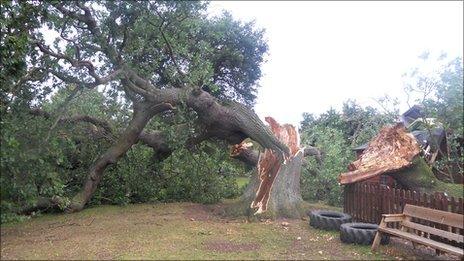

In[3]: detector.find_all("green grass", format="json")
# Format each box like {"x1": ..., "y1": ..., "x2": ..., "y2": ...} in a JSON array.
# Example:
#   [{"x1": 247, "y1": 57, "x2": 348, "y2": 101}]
[
  {"x1": 235, "y1": 177, "x2": 250, "y2": 189},
  {"x1": 0, "y1": 202, "x2": 437, "y2": 260}
]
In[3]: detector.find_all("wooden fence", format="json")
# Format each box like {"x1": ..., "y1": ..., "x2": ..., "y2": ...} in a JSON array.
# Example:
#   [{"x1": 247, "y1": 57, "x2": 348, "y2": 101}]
[{"x1": 343, "y1": 183, "x2": 464, "y2": 225}]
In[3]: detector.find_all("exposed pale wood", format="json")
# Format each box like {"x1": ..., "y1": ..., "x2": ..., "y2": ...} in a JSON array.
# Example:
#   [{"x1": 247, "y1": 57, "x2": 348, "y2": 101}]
[
  {"x1": 383, "y1": 216, "x2": 405, "y2": 223},
  {"x1": 377, "y1": 227, "x2": 463, "y2": 257},
  {"x1": 401, "y1": 220, "x2": 464, "y2": 243},
  {"x1": 250, "y1": 117, "x2": 302, "y2": 215},
  {"x1": 372, "y1": 204, "x2": 464, "y2": 256},
  {"x1": 371, "y1": 217, "x2": 386, "y2": 251},
  {"x1": 403, "y1": 204, "x2": 464, "y2": 229},
  {"x1": 383, "y1": 213, "x2": 406, "y2": 217},
  {"x1": 429, "y1": 150, "x2": 439, "y2": 164},
  {"x1": 339, "y1": 124, "x2": 421, "y2": 184}
]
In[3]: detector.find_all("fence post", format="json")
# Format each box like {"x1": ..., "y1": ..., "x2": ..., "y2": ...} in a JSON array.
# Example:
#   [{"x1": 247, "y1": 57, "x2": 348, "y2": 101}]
[
  {"x1": 369, "y1": 184, "x2": 374, "y2": 223},
  {"x1": 343, "y1": 185, "x2": 347, "y2": 214}
]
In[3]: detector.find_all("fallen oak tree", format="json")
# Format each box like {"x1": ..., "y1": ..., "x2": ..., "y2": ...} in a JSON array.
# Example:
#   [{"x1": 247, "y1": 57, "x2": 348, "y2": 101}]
[
  {"x1": 28, "y1": 108, "x2": 321, "y2": 218},
  {"x1": 26, "y1": 101, "x2": 290, "y2": 212}
]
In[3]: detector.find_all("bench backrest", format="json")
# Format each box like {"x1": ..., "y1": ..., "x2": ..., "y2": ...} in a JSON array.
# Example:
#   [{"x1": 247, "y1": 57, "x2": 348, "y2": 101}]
[
  {"x1": 403, "y1": 204, "x2": 463, "y2": 229},
  {"x1": 402, "y1": 204, "x2": 464, "y2": 243}
]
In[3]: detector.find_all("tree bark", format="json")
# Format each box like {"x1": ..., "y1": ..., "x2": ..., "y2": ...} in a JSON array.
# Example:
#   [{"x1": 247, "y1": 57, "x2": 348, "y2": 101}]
[{"x1": 242, "y1": 151, "x2": 305, "y2": 219}]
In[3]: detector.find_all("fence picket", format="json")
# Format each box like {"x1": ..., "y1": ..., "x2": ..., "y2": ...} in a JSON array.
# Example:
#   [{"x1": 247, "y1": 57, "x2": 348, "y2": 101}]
[{"x1": 458, "y1": 198, "x2": 463, "y2": 214}]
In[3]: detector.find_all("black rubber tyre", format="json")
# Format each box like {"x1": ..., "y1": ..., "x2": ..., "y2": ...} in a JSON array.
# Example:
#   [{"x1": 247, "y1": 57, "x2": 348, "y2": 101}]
[
  {"x1": 339, "y1": 222, "x2": 390, "y2": 245},
  {"x1": 308, "y1": 210, "x2": 352, "y2": 231}
]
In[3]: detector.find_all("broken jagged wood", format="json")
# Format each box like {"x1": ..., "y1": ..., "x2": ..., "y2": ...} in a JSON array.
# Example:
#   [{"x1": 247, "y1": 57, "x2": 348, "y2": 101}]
[
  {"x1": 230, "y1": 142, "x2": 260, "y2": 167},
  {"x1": 230, "y1": 141, "x2": 321, "y2": 167},
  {"x1": 339, "y1": 123, "x2": 421, "y2": 185},
  {"x1": 339, "y1": 123, "x2": 463, "y2": 198},
  {"x1": 251, "y1": 117, "x2": 304, "y2": 214}
]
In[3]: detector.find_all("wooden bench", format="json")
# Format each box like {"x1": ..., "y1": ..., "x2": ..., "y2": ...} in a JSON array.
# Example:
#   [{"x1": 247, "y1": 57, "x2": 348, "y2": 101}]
[{"x1": 371, "y1": 204, "x2": 464, "y2": 258}]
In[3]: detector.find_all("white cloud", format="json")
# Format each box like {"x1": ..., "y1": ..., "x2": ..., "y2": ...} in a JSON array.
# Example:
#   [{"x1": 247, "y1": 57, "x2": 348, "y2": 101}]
[{"x1": 208, "y1": 1, "x2": 463, "y2": 127}]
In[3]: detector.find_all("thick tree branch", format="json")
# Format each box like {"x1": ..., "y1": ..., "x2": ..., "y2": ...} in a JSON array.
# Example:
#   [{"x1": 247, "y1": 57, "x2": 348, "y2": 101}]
[
  {"x1": 230, "y1": 142, "x2": 260, "y2": 167},
  {"x1": 17, "y1": 196, "x2": 65, "y2": 215},
  {"x1": 230, "y1": 145, "x2": 322, "y2": 167},
  {"x1": 138, "y1": 131, "x2": 172, "y2": 161}
]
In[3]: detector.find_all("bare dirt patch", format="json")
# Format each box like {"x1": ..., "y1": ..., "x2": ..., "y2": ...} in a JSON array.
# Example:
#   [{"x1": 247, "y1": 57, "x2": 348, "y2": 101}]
[
  {"x1": 183, "y1": 203, "x2": 213, "y2": 221},
  {"x1": 383, "y1": 238, "x2": 460, "y2": 260},
  {"x1": 182, "y1": 203, "x2": 228, "y2": 222},
  {"x1": 204, "y1": 241, "x2": 260, "y2": 253}
]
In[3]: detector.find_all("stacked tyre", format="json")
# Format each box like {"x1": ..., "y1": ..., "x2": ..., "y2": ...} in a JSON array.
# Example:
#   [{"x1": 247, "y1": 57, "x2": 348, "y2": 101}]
[
  {"x1": 308, "y1": 210, "x2": 352, "y2": 231},
  {"x1": 339, "y1": 223, "x2": 390, "y2": 245}
]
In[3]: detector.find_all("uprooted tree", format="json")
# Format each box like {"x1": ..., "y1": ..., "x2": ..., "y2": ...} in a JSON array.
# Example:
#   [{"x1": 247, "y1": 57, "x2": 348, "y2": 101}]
[{"x1": 1, "y1": 1, "x2": 321, "y2": 216}]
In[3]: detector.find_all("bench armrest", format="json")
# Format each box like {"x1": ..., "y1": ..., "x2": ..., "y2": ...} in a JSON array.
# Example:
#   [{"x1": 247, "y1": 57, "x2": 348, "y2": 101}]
[{"x1": 381, "y1": 214, "x2": 405, "y2": 223}]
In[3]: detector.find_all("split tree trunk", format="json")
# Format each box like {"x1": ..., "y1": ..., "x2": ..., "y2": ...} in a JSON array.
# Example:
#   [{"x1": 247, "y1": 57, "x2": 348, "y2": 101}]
[{"x1": 227, "y1": 117, "x2": 306, "y2": 219}]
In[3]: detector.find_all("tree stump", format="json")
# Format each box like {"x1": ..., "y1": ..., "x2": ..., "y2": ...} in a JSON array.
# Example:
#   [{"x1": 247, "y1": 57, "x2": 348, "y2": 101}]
[{"x1": 226, "y1": 117, "x2": 306, "y2": 219}]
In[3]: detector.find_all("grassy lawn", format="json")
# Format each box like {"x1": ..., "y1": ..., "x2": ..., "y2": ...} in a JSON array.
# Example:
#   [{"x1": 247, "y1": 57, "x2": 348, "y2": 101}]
[{"x1": 0, "y1": 202, "x2": 451, "y2": 260}]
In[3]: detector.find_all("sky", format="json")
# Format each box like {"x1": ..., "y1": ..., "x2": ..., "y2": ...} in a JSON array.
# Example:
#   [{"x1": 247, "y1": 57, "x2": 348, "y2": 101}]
[{"x1": 208, "y1": 1, "x2": 464, "y2": 127}]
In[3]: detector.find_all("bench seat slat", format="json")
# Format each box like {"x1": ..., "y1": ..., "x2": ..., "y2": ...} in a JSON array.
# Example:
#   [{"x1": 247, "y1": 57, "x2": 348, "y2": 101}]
[
  {"x1": 403, "y1": 205, "x2": 464, "y2": 229},
  {"x1": 378, "y1": 227, "x2": 464, "y2": 257},
  {"x1": 384, "y1": 216, "x2": 405, "y2": 222},
  {"x1": 401, "y1": 220, "x2": 464, "y2": 243}
]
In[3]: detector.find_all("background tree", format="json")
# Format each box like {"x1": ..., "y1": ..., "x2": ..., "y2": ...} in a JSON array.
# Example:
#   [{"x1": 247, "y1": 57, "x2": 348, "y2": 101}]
[{"x1": 402, "y1": 53, "x2": 463, "y2": 182}]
